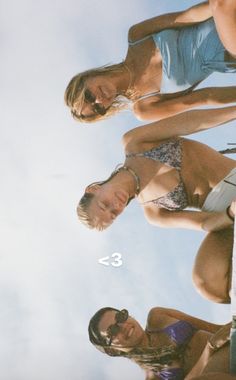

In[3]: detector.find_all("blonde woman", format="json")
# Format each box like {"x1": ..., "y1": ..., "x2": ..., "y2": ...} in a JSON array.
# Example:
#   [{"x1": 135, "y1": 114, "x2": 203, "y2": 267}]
[
  {"x1": 65, "y1": 1, "x2": 236, "y2": 123},
  {"x1": 88, "y1": 306, "x2": 234, "y2": 380},
  {"x1": 77, "y1": 104, "x2": 236, "y2": 303}
]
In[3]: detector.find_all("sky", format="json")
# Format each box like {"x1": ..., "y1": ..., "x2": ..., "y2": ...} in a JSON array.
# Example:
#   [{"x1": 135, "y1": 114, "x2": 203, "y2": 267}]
[{"x1": 1, "y1": 0, "x2": 236, "y2": 379}]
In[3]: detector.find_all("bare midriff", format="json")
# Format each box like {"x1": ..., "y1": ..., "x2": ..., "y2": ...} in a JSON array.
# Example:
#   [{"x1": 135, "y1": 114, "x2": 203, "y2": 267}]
[
  {"x1": 183, "y1": 330, "x2": 210, "y2": 374},
  {"x1": 125, "y1": 137, "x2": 236, "y2": 210},
  {"x1": 181, "y1": 138, "x2": 236, "y2": 209}
]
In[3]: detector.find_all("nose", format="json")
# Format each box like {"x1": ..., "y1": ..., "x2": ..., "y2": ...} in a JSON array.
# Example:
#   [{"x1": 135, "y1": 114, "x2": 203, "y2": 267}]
[{"x1": 113, "y1": 199, "x2": 124, "y2": 212}]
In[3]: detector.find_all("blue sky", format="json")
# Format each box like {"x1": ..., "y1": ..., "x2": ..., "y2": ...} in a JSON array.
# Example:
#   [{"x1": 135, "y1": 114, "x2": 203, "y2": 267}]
[{"x1": 1, "y1": 0, "x2": 236, "y2": 379}]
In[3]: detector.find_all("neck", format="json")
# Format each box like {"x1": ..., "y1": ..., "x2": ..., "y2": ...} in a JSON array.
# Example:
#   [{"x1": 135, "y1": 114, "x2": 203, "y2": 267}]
[
  {"x1": 139, "y1": 331, "x2": 151, "y2": 348},
  {"x1": 110, "y1": 164, "x2": 140, "y2": 200},
  {"x1": 106, "y1": 62, "x2": 133, "y2": 96},
  {"x1": 109, "y1": 166, "x2": 138, "y2": 201}
]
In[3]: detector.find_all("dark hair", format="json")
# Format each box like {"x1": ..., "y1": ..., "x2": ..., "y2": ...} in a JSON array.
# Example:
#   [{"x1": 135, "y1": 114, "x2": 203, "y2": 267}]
[
  {"x1": 88, "y1": 307, "x2": 185, "y2": 372},
  {"x1": 88, "y1": 307, "x2": 123, "y2": 356}
]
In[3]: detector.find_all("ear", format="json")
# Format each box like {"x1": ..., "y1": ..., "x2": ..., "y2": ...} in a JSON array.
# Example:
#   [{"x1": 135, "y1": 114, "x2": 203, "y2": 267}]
[{"x1": 85, "y1": 184, "x2": 101, "y2": 194}]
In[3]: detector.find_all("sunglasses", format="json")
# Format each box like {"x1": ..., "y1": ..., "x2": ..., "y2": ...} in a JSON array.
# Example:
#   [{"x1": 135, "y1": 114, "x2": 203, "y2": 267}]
[
  {"x1": 84, "y1": 89, "x2": 107, "y2": 116},
  {"x1": 106, "y1": 309, "x2": 129, "y2": 346}
]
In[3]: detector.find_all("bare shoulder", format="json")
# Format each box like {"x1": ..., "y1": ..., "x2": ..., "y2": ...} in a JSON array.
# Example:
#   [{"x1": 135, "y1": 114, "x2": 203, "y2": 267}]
[
  {"x1": 147, "y1": 307, "x2": 179, "y2": 330},
  {"x1": 122, "y1": 129, "x2": 159, "y2": 154},
  {"x1": 143, "y1": 205, "x2": 169, "y2": 227},
  {"x1": 133, "y1": 95, "x2": 163, "y2": 121}
]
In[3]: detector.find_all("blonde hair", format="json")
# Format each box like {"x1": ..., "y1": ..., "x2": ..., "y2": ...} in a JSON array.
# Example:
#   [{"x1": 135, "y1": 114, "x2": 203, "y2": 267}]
[
  {"x1": 77, "y1": 192, "x2": 96, "y2": 229},
  {"x1": 64, "y1": 63, "x2": 132, "y2": 123},
  {"x1": 77, "y1": 178, "x2": 113, "y2": 231}
]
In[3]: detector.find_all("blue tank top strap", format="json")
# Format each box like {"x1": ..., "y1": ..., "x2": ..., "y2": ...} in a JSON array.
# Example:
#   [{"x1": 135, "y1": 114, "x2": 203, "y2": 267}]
[
  {"x1": 128, "y1": 34, "x2": 152, "y2": 46},
  {"x1": 134, "y1": 91, "x2": 160, "y2": 102}
]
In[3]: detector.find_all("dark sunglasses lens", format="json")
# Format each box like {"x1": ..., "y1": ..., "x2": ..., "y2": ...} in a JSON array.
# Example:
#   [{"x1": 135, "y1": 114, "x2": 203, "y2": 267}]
[
  {"x1": 84, "y1": 89, "x2": 96, "y2": 103},
  {"x1": 94, "y1": 103, "x2": 106, "y2": 116},
  {"x1": 108, "y1": 324, "x2": 120, "y2": 337},
  {"x1": 116, "y1": 309, "x2": 128, "y2": 323}
]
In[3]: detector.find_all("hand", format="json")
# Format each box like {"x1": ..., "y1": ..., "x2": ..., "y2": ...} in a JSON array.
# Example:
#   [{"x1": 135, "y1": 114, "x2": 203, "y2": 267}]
[
  {"x1": 207, "y1": 322, "x2": 231, "y2": 351},
  {"x1": 229, "y1": 199, "x2": 236, "y2": 218}
]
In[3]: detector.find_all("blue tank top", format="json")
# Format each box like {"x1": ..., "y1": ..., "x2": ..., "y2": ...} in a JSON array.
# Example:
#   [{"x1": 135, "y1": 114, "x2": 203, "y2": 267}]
[
  {"x1": 153, "y1": 18, "x2": 236, "y2": 94},
  {"x1": 130, "y1": 18, "x2": 236, "y2": 94}
]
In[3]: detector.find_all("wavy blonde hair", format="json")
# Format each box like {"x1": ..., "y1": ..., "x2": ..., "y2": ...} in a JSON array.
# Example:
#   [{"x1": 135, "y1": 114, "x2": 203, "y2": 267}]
[{"x1": 64, "y1": 63, "x2": 133, "y2": 123}]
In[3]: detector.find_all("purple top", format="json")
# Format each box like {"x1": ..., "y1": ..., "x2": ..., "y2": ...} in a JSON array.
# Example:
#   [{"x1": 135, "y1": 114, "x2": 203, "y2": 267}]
[
  {"x1": 158, "y1": 368, "x2": 184, "y2": 380},
  {"x1": 161, "y1": 320, "x2": 197, "y2": 346},
  {"x1": 147, "y1": 320, "x2": 197, "y2": 380}
]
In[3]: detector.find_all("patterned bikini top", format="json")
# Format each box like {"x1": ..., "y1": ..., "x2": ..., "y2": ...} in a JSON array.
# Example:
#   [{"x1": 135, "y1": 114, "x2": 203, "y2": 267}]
[{"x1": 126, "y1": 139, "x2": 188, "y2": 210}]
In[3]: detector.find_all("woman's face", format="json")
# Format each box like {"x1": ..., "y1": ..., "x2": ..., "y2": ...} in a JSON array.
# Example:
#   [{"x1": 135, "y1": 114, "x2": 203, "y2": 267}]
[
  {"x1": 79, "y1": 76, "x2": 117, "y2": 119},
  {"x1": 98, "y1": 310, "x2": 145, "y2": 350},
  {"x1": 86, "y1": 183, "x2": 129, "y2": 229}
]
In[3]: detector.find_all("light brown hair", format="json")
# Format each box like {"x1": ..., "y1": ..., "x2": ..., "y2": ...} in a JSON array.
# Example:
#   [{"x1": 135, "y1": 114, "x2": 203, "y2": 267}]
[{"x1": 64, "y1": 64, "x2": 131, "y2": 123}]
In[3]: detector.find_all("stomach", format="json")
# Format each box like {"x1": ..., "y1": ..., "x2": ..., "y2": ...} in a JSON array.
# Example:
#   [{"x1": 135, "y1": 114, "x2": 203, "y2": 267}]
[
  {"x1": 183, "y1": 331, "x2": 210, "y2": 374},
  {"x1": 181, "y1": 138, "x2": 236, "y2": 208}
]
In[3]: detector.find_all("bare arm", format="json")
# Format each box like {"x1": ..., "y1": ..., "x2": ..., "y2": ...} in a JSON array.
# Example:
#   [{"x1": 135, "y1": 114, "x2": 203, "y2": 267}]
[
  {"x1": 185, "y1": 323, "x2": 231, "y2": 380},
  {"x1": 128, "y1": 2, "x2": 211, "y2": 43},
  {"x1": 147, "y1": 307, "x2": 222, "y2": 332},
  {"x1": 123, "y1": 103, "x2": 236, "y2": 152},
  {"x1": 134, "y1": 87, "x2": 236, "y2": 122},
  {"x1": 143, "y1": 207, "x2": 234, "y2": 232}
]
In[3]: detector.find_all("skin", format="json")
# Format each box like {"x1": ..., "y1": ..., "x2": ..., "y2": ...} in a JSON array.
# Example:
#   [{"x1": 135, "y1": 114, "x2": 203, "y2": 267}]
[
  {"x1": 83, "y1": 105, "x2": 236, "y2": 302},
  {"x1": 86, "y1": 180, "x2": 131, "y2": 230},
  {"x1": 98, "y1": 310, "x2": 148, "y2": 349},
  {"x1": 78, "y1": 1, "x2": 236, "y2": 122},
  {"x1": 96, "y1": 307, "x2": 233, "y2": 380},
  {"x1": 209, "y1": 0, "x2": 236, "y2": 58},
  {"x1": 80, "y1": 76, "x2": 124, "y2": 119}
]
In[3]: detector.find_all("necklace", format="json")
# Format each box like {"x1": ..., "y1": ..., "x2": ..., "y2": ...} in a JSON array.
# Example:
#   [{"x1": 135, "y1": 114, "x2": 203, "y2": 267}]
[
  {"x1": 111, "y1": 164, "x2": 140, "y2": 199},
  {"x1": 123, "y1": 62, "x2": 133, "y2": 94}
]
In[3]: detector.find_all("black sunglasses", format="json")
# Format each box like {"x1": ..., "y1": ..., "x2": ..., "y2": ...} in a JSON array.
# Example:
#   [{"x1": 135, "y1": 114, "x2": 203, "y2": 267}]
[
  {"x1": 84, "y1": 89, "x2": 107, "y2": 116},
  {"x1": 106, "y1": 309, "x2": 129, "y2": 346}
]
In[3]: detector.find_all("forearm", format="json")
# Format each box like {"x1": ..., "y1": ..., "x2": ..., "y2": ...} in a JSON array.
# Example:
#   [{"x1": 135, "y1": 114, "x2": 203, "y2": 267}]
[
  {"x1": 202, "y1": 209, "x2": 234, "y2": 232},
  {"x1": 143, "y1": 207, "x2": 234, "y2": 232},
  {"x1": 177, "y1": 103, "x2": 236, "y2": 136},
  {"x1": 125, "y1": 104, "x2": 236, "y2": 149},
  {"x1": 135, "y1": 86, "x2": 236, "y2": 122},
  {"x1": 208, "y1": 322, "x2": 231, "y2": 350},
  {"x1": 128, "y1": 2, "x2": 211, "y2": 43}
]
